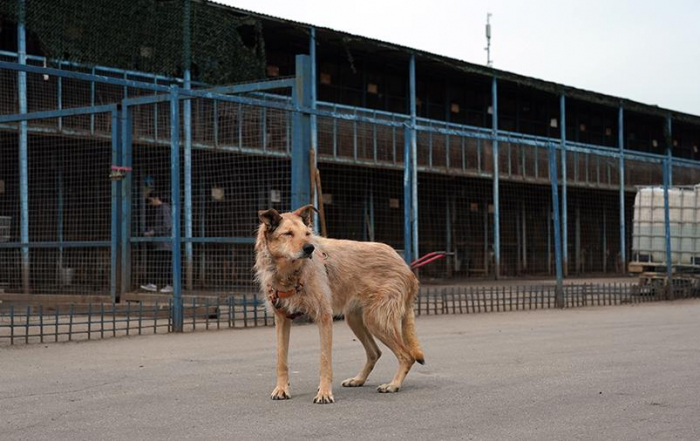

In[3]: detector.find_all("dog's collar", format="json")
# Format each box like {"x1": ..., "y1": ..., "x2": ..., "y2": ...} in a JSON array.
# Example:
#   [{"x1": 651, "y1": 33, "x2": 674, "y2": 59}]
[{"x1": 267, "y1": 280, "x2": 304, "y2": 320}]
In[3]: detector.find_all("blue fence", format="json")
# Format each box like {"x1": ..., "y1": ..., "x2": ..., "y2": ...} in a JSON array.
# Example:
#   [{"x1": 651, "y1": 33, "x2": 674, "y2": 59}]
[{"x1": 1, "y1": 51, "x2": 698, "y2": 335}]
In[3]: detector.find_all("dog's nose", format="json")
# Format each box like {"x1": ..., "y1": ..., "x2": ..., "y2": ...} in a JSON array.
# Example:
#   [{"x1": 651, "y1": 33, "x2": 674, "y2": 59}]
[{"x1": 303, "y1": 244, "x2": 315, "y2": 255}]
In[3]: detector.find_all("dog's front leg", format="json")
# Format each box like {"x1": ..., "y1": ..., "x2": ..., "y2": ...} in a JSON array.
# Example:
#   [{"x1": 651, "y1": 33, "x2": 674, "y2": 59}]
[
  {"x1": 271, "y1": 311, "x2": 292, "y2": 400},
  {"x1": 313, "y1": 313, "x2": 334, "y2": 404}
]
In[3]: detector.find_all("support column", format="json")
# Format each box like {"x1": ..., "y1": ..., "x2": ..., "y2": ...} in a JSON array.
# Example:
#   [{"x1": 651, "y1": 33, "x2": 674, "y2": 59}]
[
  {"x1": 522, "y1": 200, "x2": 527, "y2": 272},
  {"x1": 492, "y1": 77, "x2": 500, "y2": 278},
  {"x1": 110, "y1": 109, "x2": 122, "y2": 302},
  {"x1": 549, "y1": 143, "x2": 564, "y2": 307},
  {"x1": 602, "y1": 205, "x2": 607, "y2": 273},
  {"x1": 403, "y1": 125, "x2": 412, "y2": 263},
  {"x1": 446, "y1": 195, "x2": 452, "y2": 278},
  {"x1": 560, "y1": 94, "x2": 568, "y2": 277},
  {"x1": 170, "y1": 86, "x2": 183, "y2": 332},
  {"x1": 120, "y1": 106, "x2": 133, "y2": 296},
  {"x1": 618, "y1": 106, "x2": 626, "y2": 273},
  {"x1": 18, "y1": 0, "x2": 29, "y2": 294},
  {"x1": 183, "y1": 0, "x2": 194, "y2": 291},
  {"x1": 410, "y1": 55, "x2": 418, "y2": 261},
  {"x1": 575, "y1": 204, "x2": 581, "y2": 274},
  {"x1": 292, "y1": 55, "x2": 313, "y2": 210},
  {"x1": 664, "y1": 115, "x2": 673, "y2": 299},
  {"x1": 663, "y1": 156, "x2": 673, "y2": 299},
  {"x1": 310, "y1": 27, "x2": 319, "y2": 229}
]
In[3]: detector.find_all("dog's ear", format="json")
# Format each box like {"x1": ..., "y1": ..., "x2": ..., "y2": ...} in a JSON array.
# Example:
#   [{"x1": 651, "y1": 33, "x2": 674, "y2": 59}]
[
  {"x1": 292, "y1": 204, "x2": 318, "y2": 227},
  {"x1": 258, "y1": 209, "x2": 282, "y2": 232}
]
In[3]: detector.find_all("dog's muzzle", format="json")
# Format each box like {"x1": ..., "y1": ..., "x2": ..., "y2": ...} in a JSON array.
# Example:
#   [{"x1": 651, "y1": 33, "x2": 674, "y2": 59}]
[{"x1": 302, "y1": 243, "x2": 315, "y2": 259}]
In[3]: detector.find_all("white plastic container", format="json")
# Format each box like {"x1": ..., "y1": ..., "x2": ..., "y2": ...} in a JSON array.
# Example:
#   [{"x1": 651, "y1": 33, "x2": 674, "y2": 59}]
[{"x1": 632, "y1": 185, "x2": 700, "y2": 265}]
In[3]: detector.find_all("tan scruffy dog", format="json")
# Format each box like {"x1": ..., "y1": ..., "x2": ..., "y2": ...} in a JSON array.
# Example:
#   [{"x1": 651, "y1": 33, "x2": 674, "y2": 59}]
[{"x1": 254, "y1": 205, "x2": 424, "y2": 404}]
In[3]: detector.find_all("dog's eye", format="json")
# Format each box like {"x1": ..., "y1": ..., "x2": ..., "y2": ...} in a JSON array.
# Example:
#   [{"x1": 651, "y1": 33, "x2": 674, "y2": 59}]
[
  {"x1": 283, "y1": 231, "x2": 294, "y2": 237},
  {"x1": 305, "y1": 232, "x2": 311, "y2": 236}
]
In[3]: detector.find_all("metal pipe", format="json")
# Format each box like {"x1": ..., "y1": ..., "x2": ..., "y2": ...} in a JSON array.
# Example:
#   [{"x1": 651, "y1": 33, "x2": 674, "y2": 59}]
[
  {"x1": 403, "y1": 125, "x2": 412, "y2": 264},
  {"x1": 110, "y1": 109, "x2": 121, "y2": 302},
  {"x1": 618, "y1": 106, "x2": 626, "y2": 272},
  {"x1": 491, "y1": 77, "x2": 500, "y2": 278},
  {"x1": 549, "y1": 143, "x2": 564, "y2": 306},
  {"x1": 184, "y1": 70, "x2": 193, "y2": 291},
  {"x1": 410, "y1": 55, "x2": 419, "y2": 261},
  {"x1": 170, "y1": 86, "x2": 183, "y2": 331},
  {"x1": 560, "y1": 94, "x2": 568, "y2": 276},
  {"x1": 310, "y1": 27, "x2": 319, "y2": 229},
  {"x1": 663, "y1": 155, "x2": 673, "y2": 299},
  {"x1": 120, "y1": 106, "x2": 133, "y2": 296},
  {"x1": 183, "y1": 0, "x2": 193, "y2": 292},
  {"x1": 18, "y1": 0, "x2": 29, "y2": 294}
]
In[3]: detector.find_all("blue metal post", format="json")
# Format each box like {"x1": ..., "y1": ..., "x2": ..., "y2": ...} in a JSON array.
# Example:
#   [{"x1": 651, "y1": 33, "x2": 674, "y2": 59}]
[
  {"x1": 663, "y1": 156, "x2": 673, "y2": 299},
  {"x1": 666, "y1": 115, "x2": 673, "y2": 186},
  {"x1": 549, "y1": 143, "x2": 564, "y2": 307},
  {"x1": 57, "y1": 167, "x2": 63, "y2": 280},
  {"x1": 560, "y1": 94, "x2": 568, "y2": 277},
  {"x1": 18, "y1": 0, "x2": 29, "y2": 294},
  {"x1": 403, "y1": 125, "x2": 412, "y2": 263},
  {"x1": 120, "y1": 106, "x2": 133, "y2": 296},
  {"x1": 291, "y1": 55, "x2": 312, "y2": 210},
  {"x1": 183, "y1": 0, "x2": 193, "y2": 291},
  {"x1": 664, "y1": 114, "x2": 673, "y2": 298},
  {"x1": 110, "y1": 109, "x2": 121, "y2": 302},
  {"x1": 183, "y1": 72, "x2": 193, "y2": 291},
  {"x1": 310, "y1": 27, "x2": 319, "y2": 230},
  {"x1": 410, "y1": 55, "x2": 419, "y2": 261},
  {"x1": 491, "y1": 77, "x2": 500, "y2": 278},
  {"x1": 618, "y1": 106, "x2": 626, "y2": 272},
  {"x1": 170, "y1": 86, "x2": 183, "y2": 331}
]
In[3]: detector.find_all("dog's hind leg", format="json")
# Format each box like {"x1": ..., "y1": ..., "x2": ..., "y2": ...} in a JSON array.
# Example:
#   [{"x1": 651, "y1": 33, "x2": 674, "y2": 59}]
[
  {"x1": 364, "y1": 308, "x2": 416, "y2": 393},
  {"x1": 342, "y1": 306, "x2": 382, "y2": 387}
]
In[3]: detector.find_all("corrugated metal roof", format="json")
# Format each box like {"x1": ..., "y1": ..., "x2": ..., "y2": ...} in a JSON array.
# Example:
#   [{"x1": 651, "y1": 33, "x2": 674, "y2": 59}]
[{"x1": 208, "y1": 1, "x2": 699, "y2": 125}]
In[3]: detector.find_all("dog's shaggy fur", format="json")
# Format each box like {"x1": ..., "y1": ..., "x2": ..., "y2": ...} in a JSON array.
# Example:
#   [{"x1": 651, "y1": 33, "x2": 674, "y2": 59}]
[{"x1": 254, "y1": 205, "x2": 424, "y2": 404}]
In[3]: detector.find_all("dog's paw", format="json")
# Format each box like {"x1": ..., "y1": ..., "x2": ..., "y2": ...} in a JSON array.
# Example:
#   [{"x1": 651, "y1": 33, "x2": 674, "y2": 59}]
[
  {"x1": 341, "y1": 377, "x2": 365, "y2": 387},
  {"x1": 376, "y1": 383, "x2": 400, "y2": 393},
  {"x1": 312, "y1": 390, "x2": 335, "y2": 404},
  {"x1": 271, "y1": 386, "x2": 291, "y2": 400}
]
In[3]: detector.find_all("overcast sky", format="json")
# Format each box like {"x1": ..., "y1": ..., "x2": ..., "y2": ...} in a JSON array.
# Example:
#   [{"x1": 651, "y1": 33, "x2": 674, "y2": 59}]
[{"x1": 220, "y1": 0, "x2": 700, "y2": 116}]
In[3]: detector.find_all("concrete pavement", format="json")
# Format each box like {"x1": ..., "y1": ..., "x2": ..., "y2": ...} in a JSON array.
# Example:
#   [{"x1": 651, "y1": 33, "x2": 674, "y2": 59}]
[{"x1": 2, "y1": 300, "x2": 700, "y2": 440}]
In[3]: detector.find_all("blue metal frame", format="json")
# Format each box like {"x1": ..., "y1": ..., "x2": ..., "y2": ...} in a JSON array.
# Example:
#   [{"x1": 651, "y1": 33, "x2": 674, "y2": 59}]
[
  {"x1": 169, "y1": 86, "x2": 183, "y2": 331},
  {"x1": 549, "y1": 143, "x2": 564, "y2": 306},
  {"x1": 17, "y1": 0, "x2": 29, "y2": 294},
  {"x1": 491, "y1": 77, "x2": 500, "y2": 278},
  {"x1": 663, "y1": 156, "x2": 672, "y2": 298},
  {"x1": 618, "y1": 106, "x2": 626, "y2": 271},
  {"x1": 291, "y1": 55, "x2": 312, "y2": 210},
  {"x1": 120, "y1": 106, "x2": 134, "y2": 297},
  {"x1": 559, "y1": 95, "x2": 568, "y2": 276},
  {"x1": 409, "y1": 55, "x2": 419, "y2": 261},
  {"x1": 310, "y1": 27, "x2": 320, "y2": 230},
  {"x1": 4, "y1": 52, "x2": 700, "y2": 302},
  {"x1": 111, "y1": 109, "x2": 121, "y2": 302},
  {"x1": 403, "y1": 125, "x2": 412, "y2": 263}
]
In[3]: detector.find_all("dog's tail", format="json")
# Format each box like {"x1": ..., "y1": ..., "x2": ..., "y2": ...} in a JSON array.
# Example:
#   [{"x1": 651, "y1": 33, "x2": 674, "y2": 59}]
[{"x1": 402, "y1": 275, "x2": 425, "y2": 365}]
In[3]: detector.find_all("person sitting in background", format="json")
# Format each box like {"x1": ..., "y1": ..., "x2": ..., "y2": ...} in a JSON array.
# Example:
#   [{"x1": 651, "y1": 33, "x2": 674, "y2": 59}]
[{"x1": 140, "y1": 192, "x2": 173, "y2": 293}]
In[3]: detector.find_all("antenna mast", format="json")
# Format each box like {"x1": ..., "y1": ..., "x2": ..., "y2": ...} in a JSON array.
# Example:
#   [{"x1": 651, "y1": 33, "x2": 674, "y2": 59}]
[{"x1": 485, "y1": 13, "x2": 493, "y2": 67}]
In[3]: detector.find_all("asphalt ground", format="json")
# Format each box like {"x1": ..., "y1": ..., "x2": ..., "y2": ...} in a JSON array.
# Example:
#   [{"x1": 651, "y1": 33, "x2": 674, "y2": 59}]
[{"x1": 2, "y1": 299, "x2": 700, "y2": 440}]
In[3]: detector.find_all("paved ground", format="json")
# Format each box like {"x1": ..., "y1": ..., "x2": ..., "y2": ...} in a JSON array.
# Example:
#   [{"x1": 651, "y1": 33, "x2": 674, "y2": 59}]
[{"x1": 2, "y1": 300, "x2": 700, "y2": 441}]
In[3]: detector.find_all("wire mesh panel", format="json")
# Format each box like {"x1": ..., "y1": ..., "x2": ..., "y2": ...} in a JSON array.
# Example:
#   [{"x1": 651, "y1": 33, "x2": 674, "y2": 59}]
[
  {"x1": 0, "y1": 112, "x2": 114, "y2": 294},
  {"x1": 418, "y1": 173, "x2": 493, "y2": 280},
  {"x1": 316, "y1": 163, "x2": 404, "y2": 249},
  {"x1": 129, "y1": 96, "x2": 293, "y2": 295}
]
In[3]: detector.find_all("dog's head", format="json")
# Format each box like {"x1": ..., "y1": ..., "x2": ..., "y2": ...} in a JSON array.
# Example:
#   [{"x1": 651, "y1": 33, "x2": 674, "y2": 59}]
[{"x1": 258, "y1": 205, "x2": 317, "y2": 260}]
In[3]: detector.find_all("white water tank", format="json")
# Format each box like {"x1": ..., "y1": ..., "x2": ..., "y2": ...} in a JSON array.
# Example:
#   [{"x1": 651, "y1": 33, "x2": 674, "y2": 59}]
[{"x1": 632, "y1": 185, "x2": 700, "y2": 265}]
